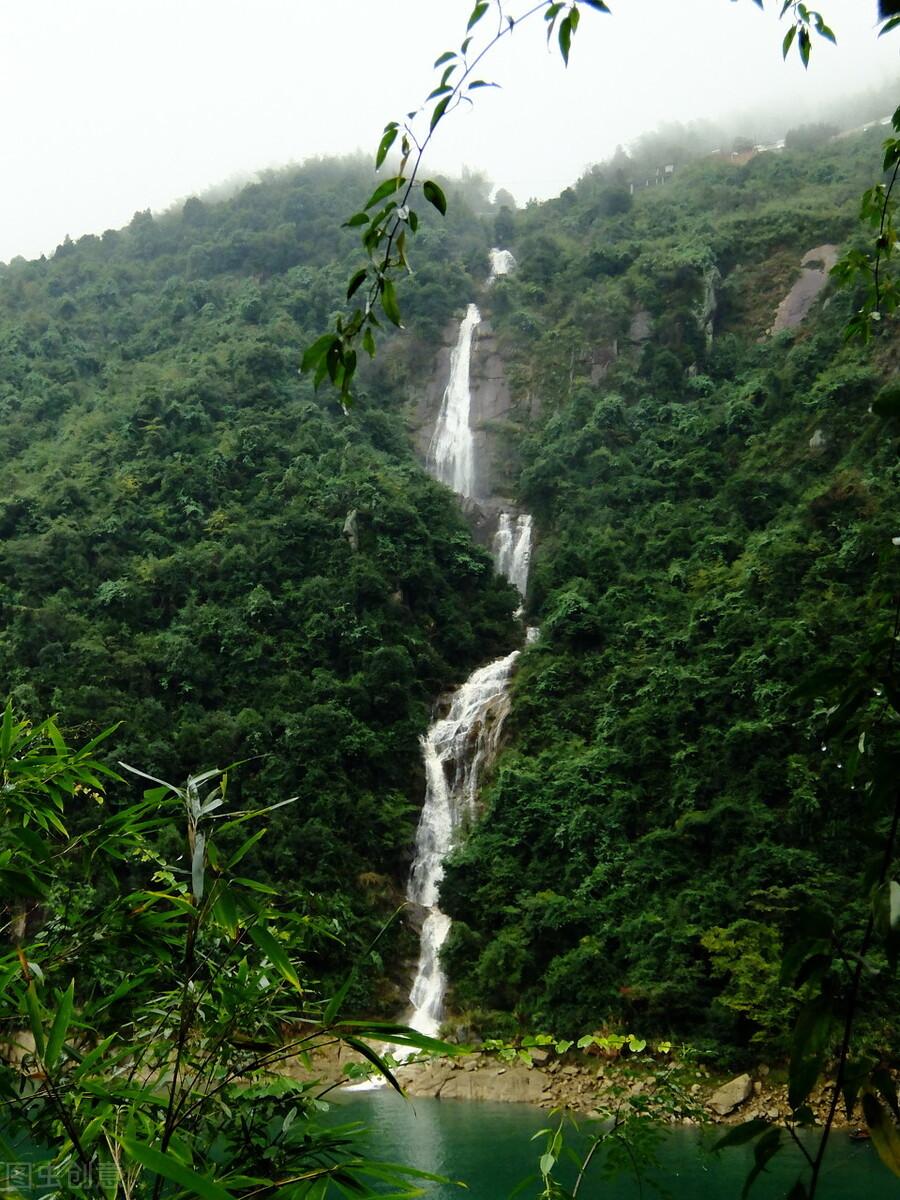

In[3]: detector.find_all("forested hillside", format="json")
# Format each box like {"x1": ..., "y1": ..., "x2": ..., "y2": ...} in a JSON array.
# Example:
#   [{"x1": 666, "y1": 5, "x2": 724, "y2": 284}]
[
  {"x1": 1, "y1": 125, "x2": 897, "y2": 1057},
  {"x1": 438, "y1": 127, "x2": 900, "y2": 1059},
  {"x1": 0, "y1": 159, "x2": 517, "y2": 1004}
]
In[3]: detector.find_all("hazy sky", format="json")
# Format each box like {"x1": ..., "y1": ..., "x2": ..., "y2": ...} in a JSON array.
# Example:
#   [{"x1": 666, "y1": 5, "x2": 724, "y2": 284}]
[{"x1": 0, "y1": 0, "x2": 896, "y2": 263}]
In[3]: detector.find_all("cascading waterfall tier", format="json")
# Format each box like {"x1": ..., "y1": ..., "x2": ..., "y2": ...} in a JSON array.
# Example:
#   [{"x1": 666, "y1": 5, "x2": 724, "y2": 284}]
[
  {"x1": 492, "y1": 512, "x2": 533, "y2": 599},
  {"x1": 488, "y1": 247, "x2": 516, "y2": 278},
  {"x1": 373, "y1": 283, "x2": 536, "y2": 1061},
  {"x1": 406, "y1": 649, "x2": 521, "y2": 1038},
  {"x1": 426, "y1": 303, "x2": 481, "y2": 499}
]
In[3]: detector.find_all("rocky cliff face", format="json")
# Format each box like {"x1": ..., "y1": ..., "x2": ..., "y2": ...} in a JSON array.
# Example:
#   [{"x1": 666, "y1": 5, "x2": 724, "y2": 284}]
[{"x1": 410, "y1": 307, "x2": 526, "y2": 551}]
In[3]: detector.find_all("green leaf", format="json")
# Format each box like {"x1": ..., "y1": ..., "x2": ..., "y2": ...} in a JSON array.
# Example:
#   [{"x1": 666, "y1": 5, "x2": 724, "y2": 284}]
[
  {"x1": 423, "y1": 180, "x2": 447, "y2": 216},
  {"x1": 583, "y1": 0, "x2": 610, "y2": 10},
  {"x1": 24, "y1": 981, "x2": 45, "y2": 1058},
  {"x1": 780, "y1": 938, "x2": 831, "y2": 986},
  {"x1": 430, "y1": 96, "x2": 451, "y2": 132},
  {"x1": 45, "y1": 979, "x2": 74, "y2": 1070},
  {"x1": 247, "y1": 924, "x2": 301, "y2": 992},
  {"x1": 873, "y1": 1067, "x2": 900, "y2": 1120},
  {"x1": 381, "y1": 278, "x2": 402, "y2": 326},
  {"x1": 434, "y1": 50, "x2": 456, "y2": 67},
  {"x1": 363, "y1": 327, "x2": 376, "y2": 357},
  {"x1": 300, "y1": 334, "x2": 337, "y2": 374},
  {"x1": 841, "y1": 1056, "x2": 878, "y2": 1119},
  {"x1": 742, "y1": 1127, "x2": 782, "y2": 1198},
  {"x1": 364, "y1": 176, "x2": 404, "y2": 211},
  {"x1": 375, "y1": 127, "x2": 398, "y2": 170},
  {"x1": 798, "y1": 27, "x2": 811, "y2": 66},
  {"x1": 212, "y1": 885, "x2": 239, "y2": 938},
  {"x1": 226, "y1": 826, "x2": 267, "y2": 870},
  {"x1": 713, "y1": 1119, "x2": 770, "y2": 1151},
  {"x1": 341, "y1": 1035, "x2": 403, "y2": 1094},
  {"x1": 863, "y1": 1092, "x2": 900, "y2": 1176},
  {"x1": 0, "y1": 700, "x2": 14, "y2": 759},
  {"x1": 343, "y1": 211, "x2": 370, "y2": 229},
  {"x1": 558, "y1": 14, "x2": 572, "y2": 64},
  {"x1": 782, "y1": 24, "x2": 797, "y2": 58},
  {"x1": 789, "y1": 998, "x2": 834, "y2": 1110},
  {"x1": 346, "y1": 269, "x2": 368, "y2": 301},
  {"x1": 121, "y1": 1138, "x2": 234, "y2": 1200},
  {"x1": 814, "y1": 18, "x2": 836, "y2": 44},
  {"x1": 880, "y1": 15, "x2": 900, "y2": 34},
  {"x1": 71, "y1": 1033, "x2": 117, "y2": 1077},
  {"x1": 467, "y1": 2, "x2": 488, "y2": 32},
  {"x1": 337, "y1": 1019, "x2": 459, "y2": 1058}
]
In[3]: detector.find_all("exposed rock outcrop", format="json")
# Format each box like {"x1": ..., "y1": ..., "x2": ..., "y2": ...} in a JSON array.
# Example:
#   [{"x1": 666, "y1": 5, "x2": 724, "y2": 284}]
[
  {"x1": 771, "y1": 244, "x2": 839, "y2": 332},
  {"x1": 411, "y1": 309, "x2": 526, "y2": 554}
]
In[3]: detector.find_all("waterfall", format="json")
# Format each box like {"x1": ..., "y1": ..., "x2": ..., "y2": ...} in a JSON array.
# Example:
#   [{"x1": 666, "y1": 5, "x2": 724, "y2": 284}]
[
  {"x1": 489, "y1": 247, "x2": 516, "y2": 278},
  {"x1": 405, "y1": 650, "x2": 520, "y2": 1038},
  {"x1": 426, "y1": 303, "x2": 480, "y2": 499},
  {"x1": 492, "y1": 512, "x2": 533, "y2": 598},
  {"x1": 352, "y1": 293, "x2": 535, "y2": 1078}
]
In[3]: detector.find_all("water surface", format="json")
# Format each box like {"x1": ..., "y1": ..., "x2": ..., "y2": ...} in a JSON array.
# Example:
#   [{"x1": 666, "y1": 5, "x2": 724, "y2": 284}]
[{"x1": 330, "y1": 1090, "x2": 893, "y2": 1199}]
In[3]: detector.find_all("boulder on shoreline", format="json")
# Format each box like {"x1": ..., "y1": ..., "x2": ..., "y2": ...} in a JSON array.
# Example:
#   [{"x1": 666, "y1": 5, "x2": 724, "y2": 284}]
[{"x1": 710, "y1": 1074, "x2": 753, "y2": 1116}]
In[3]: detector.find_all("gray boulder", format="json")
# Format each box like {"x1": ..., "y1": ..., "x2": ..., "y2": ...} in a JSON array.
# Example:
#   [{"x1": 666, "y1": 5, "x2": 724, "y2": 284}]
[{"x1": 710, "y1": 1073, "x2": 753, "y2": 1116}]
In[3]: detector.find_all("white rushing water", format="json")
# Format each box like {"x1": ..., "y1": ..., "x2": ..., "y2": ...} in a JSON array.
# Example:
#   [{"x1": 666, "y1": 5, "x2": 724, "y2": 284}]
[
  {"x1": 349, "y1": 296, "x2": 536, "y2": 1085},
  {"x1": 405, "y1": 649, "x2": 521, "y2": 1038},
  {"x1": 492, "y1": 512, "x2": 533, "y2": 599},
  {"x1": 427, "y1": 303, "x2": 480, "y2": 499},
  {"x1": 488, "y1": 247, "x2": 517, "y2": 278}
]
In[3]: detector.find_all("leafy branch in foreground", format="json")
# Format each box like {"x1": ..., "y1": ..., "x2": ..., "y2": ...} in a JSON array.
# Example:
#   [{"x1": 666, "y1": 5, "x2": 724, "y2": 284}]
[
  {"x1": 303, "y1": 0, "x2": 853, "y2": 403},
  {"x1": 301, "y1": 0, "x2": 609, "y2": 404},
  {"x1": 0, "y1": 715, "x2": 458, "y2": 1200},
  {"x1": 716, "y1": 579, "x2": 900, "y2": 1199},
  {"x1": 832, "y1": 105, "x2": 900, "y2": 344}
]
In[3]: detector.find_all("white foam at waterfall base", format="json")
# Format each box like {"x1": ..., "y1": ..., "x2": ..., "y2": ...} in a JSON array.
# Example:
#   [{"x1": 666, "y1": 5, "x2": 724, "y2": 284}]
[{"x1": 427, "y1": 304, "x2": 480, "y2": 499}]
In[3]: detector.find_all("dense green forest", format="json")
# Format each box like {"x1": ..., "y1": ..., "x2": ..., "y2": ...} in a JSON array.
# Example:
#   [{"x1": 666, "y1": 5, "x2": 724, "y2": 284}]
[
  {"x1": 0, "y1": 159, "x2": 517, "y2": 1004},
  {"x1": 0, "y1": 123, "x2": 897, "y2": 1062},
  {"x1": 439, "y1": 127, "x2": 900, "y2": 1058}
]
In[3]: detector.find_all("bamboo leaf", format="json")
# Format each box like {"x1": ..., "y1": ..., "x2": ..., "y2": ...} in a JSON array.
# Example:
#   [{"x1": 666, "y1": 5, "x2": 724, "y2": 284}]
[
  {"x1": 44, "y1": 979, "x2": 74, "y2": 1070},
  {"x1": 341, "y1": 1035, "x2": 403, "y2": 1095},
  {"x1": 248, "y1": 924, "x2": 301, "y2": 991},
  {"x1": 24, "y1": 981, "x2": 45, "y2": 1058},
  {"x1": 121, "y1": 1138, "x2": 234, "y2": 1200},
  {"x1": 1, "y1": 700, "x2": 14, "y2": 759}
]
